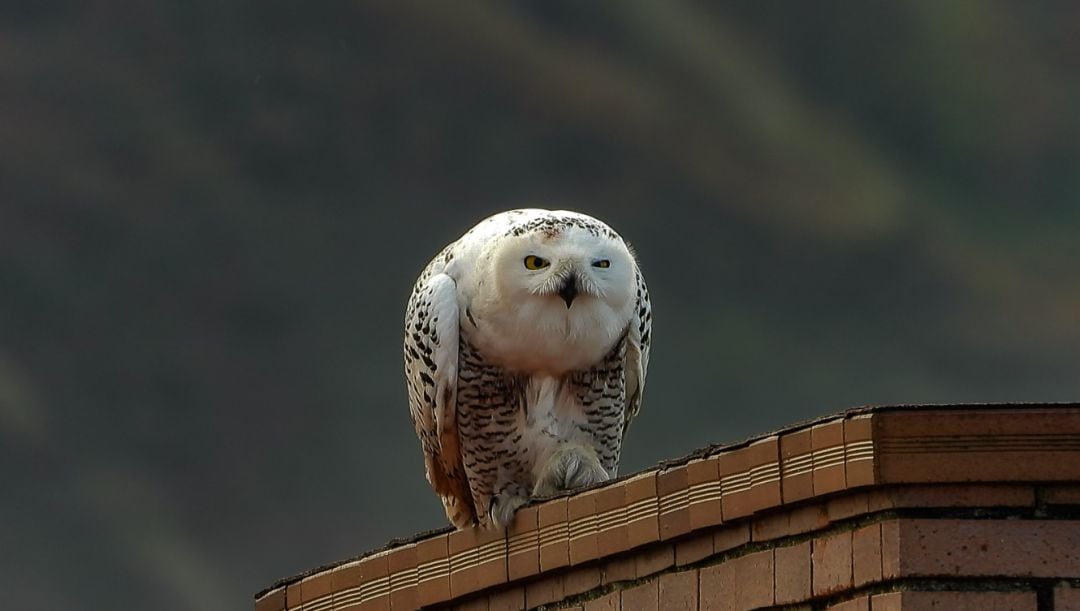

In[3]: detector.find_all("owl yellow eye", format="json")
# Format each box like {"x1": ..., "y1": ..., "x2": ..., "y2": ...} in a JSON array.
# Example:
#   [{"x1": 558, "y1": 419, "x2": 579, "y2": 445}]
[
  {"x1": 592, "y1": 259, "x2": 611, "y2": 268},
  {"x1": 523, "y1": 255, "x2": 550, "y2": 270}
]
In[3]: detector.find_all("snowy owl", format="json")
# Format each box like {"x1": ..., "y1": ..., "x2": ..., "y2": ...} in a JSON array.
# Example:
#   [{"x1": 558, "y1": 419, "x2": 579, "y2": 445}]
[{"x1": 404, "y1": 209, "x2": 652, "y2": 529}]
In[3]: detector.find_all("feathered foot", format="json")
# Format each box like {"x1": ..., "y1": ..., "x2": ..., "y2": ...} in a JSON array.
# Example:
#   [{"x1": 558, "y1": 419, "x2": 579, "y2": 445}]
[{"x1": 532, "y1": 443, "x2": 609, "y2": 498}]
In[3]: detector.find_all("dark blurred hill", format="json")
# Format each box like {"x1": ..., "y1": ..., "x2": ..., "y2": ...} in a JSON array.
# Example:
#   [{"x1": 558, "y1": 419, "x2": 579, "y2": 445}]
[{"x1": 2, "y1": 2, "x2": 1079, "y2": 609}]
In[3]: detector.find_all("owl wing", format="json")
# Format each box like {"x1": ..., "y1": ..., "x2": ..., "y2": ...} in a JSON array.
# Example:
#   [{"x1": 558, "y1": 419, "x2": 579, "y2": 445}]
[
  {"x1": 624, "y1": 268, "x2": 652, "y2": 429},
  {"x1": 404, "y1": 271, "x2": 476, "y2": 528}
]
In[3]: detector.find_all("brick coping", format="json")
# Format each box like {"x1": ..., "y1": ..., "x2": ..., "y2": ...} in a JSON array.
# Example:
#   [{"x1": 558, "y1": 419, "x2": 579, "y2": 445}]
[{"x1": 254, "y1": 402, "x2": 1080, "y2": 609}]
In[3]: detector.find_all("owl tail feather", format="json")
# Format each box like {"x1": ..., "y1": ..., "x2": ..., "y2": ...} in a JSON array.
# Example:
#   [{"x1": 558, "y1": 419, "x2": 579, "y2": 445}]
[{"x1": 441, "y1": 494, "x2": 476, "y2": 529}]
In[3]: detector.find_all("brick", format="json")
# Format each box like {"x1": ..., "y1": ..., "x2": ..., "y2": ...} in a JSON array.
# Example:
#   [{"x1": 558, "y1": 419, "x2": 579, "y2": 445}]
[
  {"x1": 890, "y1": 519, "x2": 1080, "y2": 578},
  {"x1": 602, "y1": 554, "x2": 636, "y2": 584},
  {"x1": 1055, "y1": 585, "x2": 1080, "y2": 610},
  {"x1": 596, "y1": 482, "x2": 628, "y2": 558},
  {"x1": 826, "y1": 492, "x2": 869, "y2": 522},
  {"x1": 675, "y1": 532, "x2": 713, "y2": 566},
  {"x1": 621, "y1": 580, "x2": 658, "y2": 611},
  {"x1": 624, "y1": 471, "x2": 660, "y2": 549},
  {"x1": 781, "y1": 429, "x2": 814, "y2": 503},
  {"x1": 1044, "y1": 484, "x2": 1080, "y2": 505},
  {"x1": 332, "y1": 551, "x2": 391, "y2": 611},
  {"x1": 851, "y1": 523, "x2": 881, "y2": 587},
  {"x1": 524, "y1": 573, "x2": 563, "y2": 609},
  {"x1": 448, "y1": 526, "x2": 506, "y2": 599},
  {"x1": 700, "y1": 549, "x2": 773, "y2": 610},
  {"x1": 747, "y1": 437, "x2": 782, "y2": 514},
  {"x1": 635, "y1": 543, "x2": 674, "y2": 578},
  {"x1": 826, "y1": 596, "x2": 869, "y2": 611},
  {"x1": 880, "y1": 519, "x2": 900, "y2": 580},
  {"x1": 719, "y1": 445, "x2": 752, "y2": 520},
  {"x1": 812, "y1": 420, "x2": 847, "y2": 495},
  {"x1": 787, "y1": 503, "x2": 829, "y2": 537},
  {"x1": 844, "y1": 415, "x2": 876, "y2": 488},
  {"x1": 286, "y1": 582, "x2": 301, "y2": 610},
  {"x1": 415, "y1": 533, "x2": 450, "y2": 607},
  {"x1": 871, "y1": 591, "x2": 1037, "y2": 611},
  {"x1": 658, "y1": 466, "x2": 691, "y2": 540},
  {"x1": 506, "y1": 504, "x2": 539, "y2": 581},
  {"x1": 562, "y1": 566, "x2": 601, "y2": 598},
  {"x1": 299, "y1": 571, "x2": 334, "y2": 608},
  {"x1": 255, "y1": 588, "x2": 285, "y2": 611},
  {"x1": 568, "y1": 488, "x2": 600, "y2": 565},
  {"x1": 713, "y1": 521, "x2": 750, "y2": 553},
  {"x1": 812, "y1": 530, "x2": 852, "y2": 596},
  {"x1": 538, "y1": 497, "x2": 569, "y2": 572},
  {"x1": 867, "y1": 484, "x2": 1035, "y2": 511},
  {"x1": 387, "y1": 542, "x2": 418, "y2": 611},
  {"x1": 774, "y1": 541, "x2": 811, "y2": 605},
  {"x1": 659, "y1": 570, "x2": 698, "y2": 611},
  {"x1": 584, "y1": 590, "x2": 619, "y2": 611},
  {"x1": 686, "y1": 456, "x2": 723, "y2": 530},
  {"x1": 487, "y1": 586, "x2": 524, "y2": 611},
  {"x1": 451, "y1": 596, "x2": 488, "y2": 611},
  {"x1": 876, "y1": 408, "x2": 1080, "y2": 483}
]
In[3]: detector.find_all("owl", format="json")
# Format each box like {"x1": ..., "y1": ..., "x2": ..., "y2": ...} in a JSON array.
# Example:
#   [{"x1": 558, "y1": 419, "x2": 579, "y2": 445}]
[{"x1": 404, "y1": 209, "x2": 652, "y2": 529}]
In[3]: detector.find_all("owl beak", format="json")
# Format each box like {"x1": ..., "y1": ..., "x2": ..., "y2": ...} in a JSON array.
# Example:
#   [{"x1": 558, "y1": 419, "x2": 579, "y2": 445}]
[{"x1": 558, "y1": 275, "x2": 578, "y2": 308}]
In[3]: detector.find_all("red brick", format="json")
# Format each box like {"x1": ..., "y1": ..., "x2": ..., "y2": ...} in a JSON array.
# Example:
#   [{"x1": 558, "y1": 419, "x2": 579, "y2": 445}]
[
  {"x1": 686, "y1": 456, "x2": 723, "y2": 530},
  {"x1": 621, "y1": 580, "x2": 658, "y2": 611},
  {"x1": 826, "y1": 596, "x2": 869, "y2": 611},
  {"x1": 891, "y1": 519, "x2": 1080, "y2": 578},
  {"x1": 487, "y1": 586, "x2": 524, "y2": 611},
  {"x1": 624, "y1": 471, "x2": 660, "y2": 549},
  {"x1": 881, "y1": 519, "x2": 900, "y2": 580},
  {"x1": 1044, "y1": 484, "x2": 1080, "y2": 505},
  {"x1": 781, "y1": 429, "x2": 814, "y2": 503},
  {"x1": 387, "y1": 542, "x2": 418, "y2": 611},
  {"x1": 506, "y1": 504, "x2": 539, "y2": 581},
  {"x1": 700, "y1": 549, "x2": 773, "y2": 610},
  {"x1": 871, "y1": 591, "x2": 1037, "y2": 610},
  {"x1": 675, "y1": 532, "x2": 713, "y2": 566},
  {"x1": 774, "y1": 541, "x2": 811, "y2": 605},
  {"x1": 812, "y1": 530, "x2": 852, "y2": 596},
  {"x1": 255, "y1": 588, "x2": 285, "y2": 611},
  {"x1": 568, "y1": 489, "x2": 600, "y2": 565},
  {"x1": 299, "y1": 571, "x2": 334, "y2": 608},
  {"x1": 659, "y1": 570, "x2": 698, "y2": 611},
  {"x1": 332, "y1": 552, "x2": 390, "y2": 611},
  {"x1": 451, "y1": 596, "x2": 488, "y2": 611},
  {"x1": 844, "y1": 415, "x2": 876, "y2": 488},
  {"x1": 851, "y1": 523, "x2": 881, "y2": 587},
  {"x1": 714, "y1": 521, "x2": 750, "y2": 553},
  {"x1": 584, "y1": 590, "x2": 619, "y2": 611},
  {"x1": 826, "y1": 492, "x2": 869, "y2": 522},
  {"x1": 415, "y1": 534, "x2": 450, "y2": 607},
  {"x1": 562, "y1": 566, "x2": 601, "y2": 598},
  {"x1": 658, "y1": 466, "x2": 691, "y2": 541},
  {"x1": 538, "y1": 497, "x2": 569, "y2": 572},
  {"x1": 876, "y1": 408, "x2": 1080, "y2": 483},
  {"x1": 524, "y1": 574, "x2": 563, "y2": 609},
  {"x1": 596, "y1": 483, "x2": 628, "y2": 558},
  {"x1": 286, "y1": 582, "x2": 301, "y2": 610},
  {"x1": 788, "y1": 503, "x2": 829, "y2": 536},
  {"x1": 601, "y1": 554, "x2": 636, "y2": 585},
  {"x1": 635, "y1": 543, "x2": 674, "y2": 578},
  {"x1": 812, "y1": 420, "x2": 847, "y2": 495},
  {"x1": 1055, "y1": 585, "x2": 1080, "y2": 610},
  {"x1": 867, "y1": 484, "x2": 1035, "y2": 511}
]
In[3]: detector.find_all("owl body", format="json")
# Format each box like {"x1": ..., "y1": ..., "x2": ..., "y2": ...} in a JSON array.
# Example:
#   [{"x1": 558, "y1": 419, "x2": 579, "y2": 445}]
[{"x1": 404, "y1": 209, "x2": 651, "y2": 529}]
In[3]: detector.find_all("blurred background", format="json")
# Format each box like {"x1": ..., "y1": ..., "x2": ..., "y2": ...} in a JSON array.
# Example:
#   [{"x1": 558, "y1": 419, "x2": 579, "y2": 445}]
[{"x1": 3, "y1": 1, "x2": 1080, "y2": 609}]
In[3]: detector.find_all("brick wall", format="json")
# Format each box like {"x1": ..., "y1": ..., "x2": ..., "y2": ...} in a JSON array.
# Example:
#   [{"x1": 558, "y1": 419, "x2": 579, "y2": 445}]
[{"x1": 256, "y1": 404, "x2": 1080, "y2": 610}]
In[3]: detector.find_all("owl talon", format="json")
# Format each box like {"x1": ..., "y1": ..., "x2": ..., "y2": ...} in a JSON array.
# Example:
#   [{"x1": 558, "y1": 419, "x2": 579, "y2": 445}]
[
  {"x1": 533, "y1": 444, "x2": 609, "y2": 498},
  {"x1": 490, "y1": 492, "x2": 528, "y2": 529}
]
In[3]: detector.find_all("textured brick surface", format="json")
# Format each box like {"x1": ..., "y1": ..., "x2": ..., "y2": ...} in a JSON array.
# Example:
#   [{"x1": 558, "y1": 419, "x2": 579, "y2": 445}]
[
  {"x1": 867, "y1": 484, "x2": 1035, "y2": 511},
  {"x1": 1055, "y1": 585, "x2": 1080, "y2": 610},
  {"x1": 635, "y1": 543, "x2": 674, "y2": 578},
  {"x1": 1044, "y1": 484, "x2": 1080, "y2": 505},
  {"x1": 255, "y1": 588, "x2": 285, "y2": 611},
  {"x1": 584, "y1": 590, "x2": 619, "y2": 611},
  {"x1": 524, "y1": 573, "x2": 563, "y2": 609},
  {"x1": 892, "y1": 519, "x2": 1080, "y2": 578},
  {"x1": 851, "y1": 523, "x2": 881, "y2": 587},
  {"x1": 675, "y1": 532, "x2": 713, "y2": 566},
  {"x1": 621, "y1": 580, "x2": 658, "y2": 611},
  {"x1": 713, "y1": 522, "x2": 750, "y2": 553},
  {"x1": 871, "y1": 590, "x2": 1037, "y2": 610},
  {"x1": 826, "y1": 596, "x2": 869, "y2": 611},
  {"x1": 774, "y1": 542, "x2": 811, "y2": 604},
  {"x1": 659, "y1": 570, "x2": 698, "y2": 611},
  {"x1": 487, "y1": 586, "x2": 523, "y2": 611},
  {"x1": 562, "y1": 566, "x2": 601, "y2": 598},
  {"x1": 813, "y1": 530, "x2": 852, "y2": 596},
  {"x1": 700, "y1": 549, "x2": 773, "y2": 610},
  {"x1": 811, "y1": 420, "x2": 847, "y2": 495},
  {"x1": 601, "y1": 554, "x2": 636, "y2": 585}
]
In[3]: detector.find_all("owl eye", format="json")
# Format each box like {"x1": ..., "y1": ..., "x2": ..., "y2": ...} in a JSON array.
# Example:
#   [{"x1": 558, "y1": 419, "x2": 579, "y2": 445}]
[
  {"x1": 592, "y1": 259, "x2": 611, "y2": 269},
  {"x1": 523, "y1": 255, "x2": 550, "y2": 270}
]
